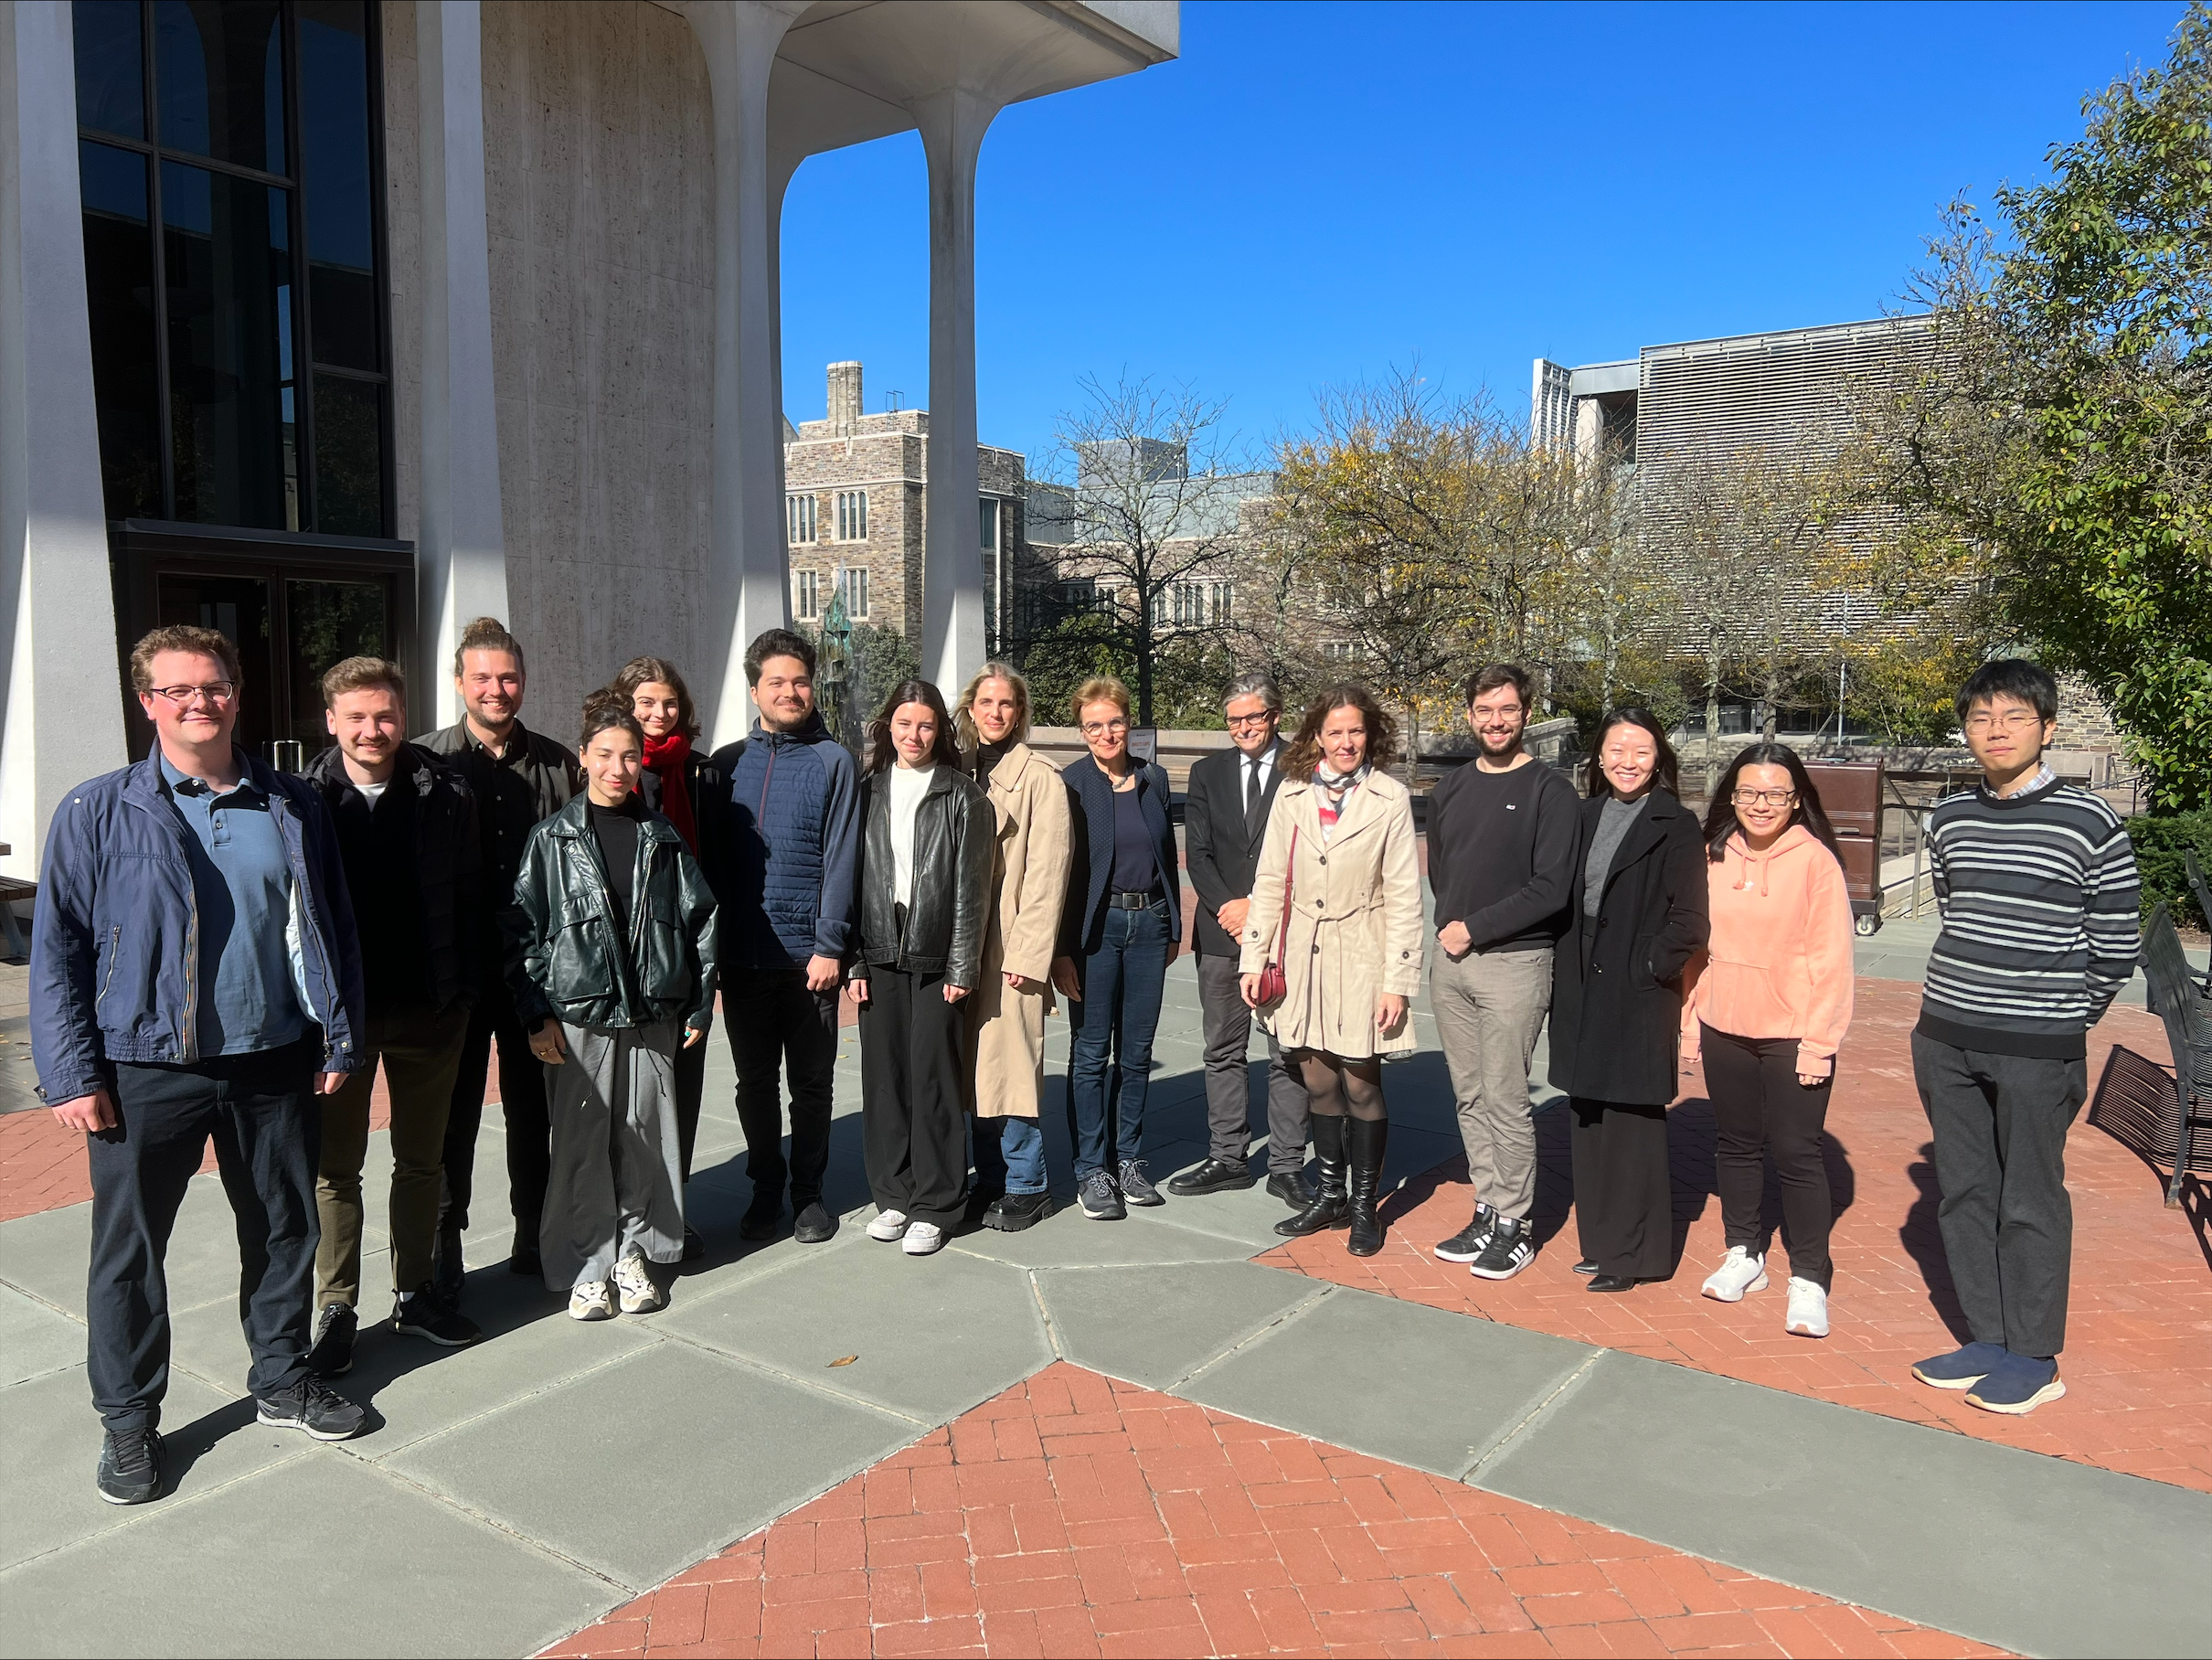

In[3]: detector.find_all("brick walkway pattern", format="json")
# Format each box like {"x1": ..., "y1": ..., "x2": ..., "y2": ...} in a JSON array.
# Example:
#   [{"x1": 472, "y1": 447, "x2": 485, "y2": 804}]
[
  {"x1": 1264, "y1": 980, "x2": 2212, "y2": 1493},
  {"x1": 545, "y1": 1363, "x2": 2008, "y2": 1660}
]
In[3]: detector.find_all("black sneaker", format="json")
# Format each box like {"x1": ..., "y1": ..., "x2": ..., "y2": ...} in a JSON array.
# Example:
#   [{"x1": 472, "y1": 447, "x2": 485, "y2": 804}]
[
  {"x1": 984, "y1": 1190, "x2": 1050, "y2": 1231},
  {"x1": 793, "y1": 1201, "x2": 837, "y2": 1244},
  {"x1": 393, "y1": 1283, "x2": 483, "y2": 1347},
  {"x1": 1265, "y1": 1171, "x2": 1313, "y2": 1208},
  {"x1": 305, "y1": 1304, "x2": 357, "y2": 1378},
  {"x1": 1078, "y1": 1171, "x2": 1125, "y2": 1220},
  {"x1": 740, "y1": 1194, "x2": 785, "y2": 1240},
  {"x1": 1434, "y1": 1203, "x2": 1497, "y2": 1264},
  {"x1": 1468, "y1": 1215, "x2": 1536, "y2": 1281},
  {"x1": 256, "y1": 1378, "x2": 367, "y2": 1441},
  {"x1": 682, "y1": 1225, "x2": 707, "y2": 1261},
  {"x1": 96, "y1": 1427, "x2": 164, "y2": 1506},
  {"x1": 432, "y1": 1225, "x2": 466, "y2": 1300},
  {"x1": 1119, "y1": 1159, "x2": 1163, "y2": 1207},
  {"x1": 507, "y1": 1226, "x2": 540, "y2": 1276},
  {"x1": 1166, "y1": 1157, "x2": 1251, "y2": 1197}
]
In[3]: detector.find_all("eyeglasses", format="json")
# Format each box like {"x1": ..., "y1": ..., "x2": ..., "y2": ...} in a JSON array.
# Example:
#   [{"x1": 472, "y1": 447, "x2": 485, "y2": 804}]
[
  {"x1": 1081, "y1": 718, "x2": 1130, "y2": 737},
  {"x1": 147, "y1": 681, "x2": 237, "y2": 708},
  {"x1": 1731, "y1": 788, "x2": 1798, "y2": 807},
  {"x1": 1962, "y1": 711, "x2": 2043, "y2": 734},
  {"x1": 1225, "y1": 712, "x2": 1274, "y2": 729}
]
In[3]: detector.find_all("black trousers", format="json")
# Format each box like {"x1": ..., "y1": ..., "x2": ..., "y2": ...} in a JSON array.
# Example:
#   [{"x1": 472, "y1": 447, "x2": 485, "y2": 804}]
[
  {"x1": 727, "y1": 967, "x2": 840, "y2": 1206},
  {"x1": 859, "y1": 966, "x2": 969, "y2": 1231},
  {"x1": 440, "y1": 978, "x2": 552, "y2": 1237},
  {"x1": 1702, "y1": 1025, "x2": 1834, "y2": 1292},
  {"x1": 1570, "y1": 1096, "x2": 1675, "y2": 1280},
  {"x1": 90, "y1": 1040, "x2": 321, "y2": 1431},
  {"x1": 674, "y1": 1031, "x2": 707, "y2": 1183},
  {"x1": 1912, "y1": 1032, "x2": 2087, "y2": 1358}
]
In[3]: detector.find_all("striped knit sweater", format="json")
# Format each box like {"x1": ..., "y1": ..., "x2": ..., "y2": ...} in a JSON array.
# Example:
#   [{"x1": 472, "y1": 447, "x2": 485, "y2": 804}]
[{"x1": 1916, "y1": 773, "x2": 2141, "y2": 1059}]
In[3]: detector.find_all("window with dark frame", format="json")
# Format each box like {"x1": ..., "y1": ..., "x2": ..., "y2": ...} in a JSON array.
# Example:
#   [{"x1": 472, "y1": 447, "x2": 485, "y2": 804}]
[{"x1": 71, "y1": 0, "x2": 392, "y2": 537}]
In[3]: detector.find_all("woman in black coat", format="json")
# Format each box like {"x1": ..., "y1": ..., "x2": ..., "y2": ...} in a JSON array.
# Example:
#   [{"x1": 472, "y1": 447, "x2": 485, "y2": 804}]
[{"x1": 1548, "y1": 708, "x2": 1710, "y2": 1293}]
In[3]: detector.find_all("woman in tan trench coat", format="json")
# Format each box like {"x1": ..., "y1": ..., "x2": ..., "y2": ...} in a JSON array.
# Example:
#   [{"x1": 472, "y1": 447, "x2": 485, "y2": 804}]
[
  {"x1": 1240, "y1": 684, "x2": 1422, "y2": 1256},
  {"x1": 956, "y1": 663, "x2": 1073, "y2": 1231}
]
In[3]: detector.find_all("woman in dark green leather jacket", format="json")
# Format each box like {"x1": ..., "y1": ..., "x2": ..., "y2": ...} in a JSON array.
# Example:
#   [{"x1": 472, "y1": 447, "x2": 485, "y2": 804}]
[{"x1": 504, "y1": 703, "x2": 718, "y2": 1320}]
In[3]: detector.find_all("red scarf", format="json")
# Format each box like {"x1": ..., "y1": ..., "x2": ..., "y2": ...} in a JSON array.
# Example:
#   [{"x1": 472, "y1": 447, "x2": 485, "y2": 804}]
[{"x1": 642, "y1": 731, "x2": 698, "y2": 852}]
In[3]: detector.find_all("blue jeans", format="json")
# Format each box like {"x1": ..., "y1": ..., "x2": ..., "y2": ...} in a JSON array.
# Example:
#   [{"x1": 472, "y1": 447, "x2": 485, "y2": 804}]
[
  {"x1": 973, "y1": 1115, "x2": 1047, "y2": 1195},
  {"x1": 1065, "y1": 899, "x2": 1170, "y2": 1182}
]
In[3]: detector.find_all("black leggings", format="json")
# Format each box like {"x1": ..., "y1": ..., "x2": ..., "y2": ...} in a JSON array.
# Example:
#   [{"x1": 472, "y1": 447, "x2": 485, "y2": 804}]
[
  {"x1": 1701, "y1": 1024, "x2": 1834, "y2": 1292},
  {"x1": 1294, "y1": 1051, "x2": 1387, "y2": 1122}
]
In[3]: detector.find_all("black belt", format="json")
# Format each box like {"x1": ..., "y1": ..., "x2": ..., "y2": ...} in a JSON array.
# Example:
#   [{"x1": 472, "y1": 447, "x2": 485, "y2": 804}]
[{"x1": 1107, "y1": 889, "x2": 1163, "y2": 910}]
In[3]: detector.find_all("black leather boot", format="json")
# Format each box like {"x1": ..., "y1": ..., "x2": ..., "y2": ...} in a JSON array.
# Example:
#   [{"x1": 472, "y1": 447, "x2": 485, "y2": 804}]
[
  {"x1": 1345, "y1": 1116, "x2": 1388, "y2": 1257},
  {"x1": 1273, "y1": 1114, "x2": 1348, "y2": 1237}
]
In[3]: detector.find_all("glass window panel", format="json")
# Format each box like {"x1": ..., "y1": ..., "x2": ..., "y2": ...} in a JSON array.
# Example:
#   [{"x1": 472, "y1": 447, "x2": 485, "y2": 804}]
[
  {"x1": 78, "y1": 142, "x2": 162, "y2": 520},
  {"x1": 163, "y1": 159, "x2": 294, "y2": 528},
  {"x1": 154, "y1": 570, "x2": 274, "y2": 754},
  {"x1": 297, "y1": 1, "x2": 377, "y2": 370},
  {"x1": 154, "y1": 0, "x2": 286, "y2": 176},
  {"x1": 979, "y1": 495, "x2": 998, "y2": 552},
  {"x1": 312, "y1": 374, "x2": 384, "y2": 535},
  {"x1": 285, "y1": 576, "x2": 388, "y2": 742},
  {"x1": 73, "y1": 1, "x2": 146, "y2": 140}
]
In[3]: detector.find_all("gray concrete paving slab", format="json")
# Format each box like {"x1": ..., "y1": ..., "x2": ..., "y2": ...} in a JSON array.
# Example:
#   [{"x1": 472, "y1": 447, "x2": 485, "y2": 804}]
[
  {"x1": 1475, "y1": 1346, "x2": 2212, "y2": 1660},
  {"x1": 951, "y1": 1205, "x2": 1260, "y2": 1269},
  {"x1": 0, "y1": 1283, "x2": 83, "y2": 1389},
  {"x1": 1, "y1": 1364, "x2": 306, "y2": 1572},
  {"x1": 0, "y1": 1181, "x2": 246, "y2": 1320},
  {"x1": 384, "y1": 1341, "x2": 912, "y2": 1591},
  {"x1": 1036, "y1": 1260, "x2": 1327, "y2": 1390},
  {"x1": 1179, "y1": 1285, "x2": 1592, "y2": 1477},
  {"x1": 656, "y1": 1238, "x2": 1050, "y2": 1423},
  {"x1": 0, "y1": 1449, "x2": 613, "y2": 1659}
]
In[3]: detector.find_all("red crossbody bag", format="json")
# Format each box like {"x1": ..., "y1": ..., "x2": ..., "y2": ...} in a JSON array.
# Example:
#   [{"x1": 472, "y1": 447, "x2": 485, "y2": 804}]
[{"x1": 1254, "y1": 825, "x2": 1298, "y2": 1006}]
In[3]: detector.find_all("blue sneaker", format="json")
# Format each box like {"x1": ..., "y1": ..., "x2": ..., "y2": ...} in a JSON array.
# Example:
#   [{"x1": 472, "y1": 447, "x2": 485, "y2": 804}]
[
  {"x1": 1966, "y1": 1354, "x2": 2066, "y2": 1416},
  {"x1": 1910, "y1": 1341, "x2": 2010, "y2": 1389}
]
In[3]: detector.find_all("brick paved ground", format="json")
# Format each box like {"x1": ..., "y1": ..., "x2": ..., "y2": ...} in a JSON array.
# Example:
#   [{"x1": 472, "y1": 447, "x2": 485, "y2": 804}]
[
  {"x1": 544, "y1": 1363, "x2": 2009, "y2": 1660},
  {"x1": 1264, "y1": 980, "x2": 2212, "y2": 1493}
]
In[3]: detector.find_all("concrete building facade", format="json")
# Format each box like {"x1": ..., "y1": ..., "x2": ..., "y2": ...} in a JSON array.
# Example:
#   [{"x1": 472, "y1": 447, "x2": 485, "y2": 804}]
[{"x1": 0, "y1": 0, "x2": 1177, "y2": 882}]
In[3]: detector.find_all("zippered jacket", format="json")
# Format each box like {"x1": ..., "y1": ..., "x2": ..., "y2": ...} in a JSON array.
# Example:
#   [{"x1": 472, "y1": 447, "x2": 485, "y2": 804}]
[
  {"x1": 848, "y1": 765, "x2": 995, "y2": 988},
  {"x1": 30, "y1": 750, "x2": 367, "y2": 1103},
  {"x1": 503, "y1": 796, "x2": 720, "y2": 1033},
  {"x1": 708, "y1": 713, "x2": 858, "y2": 971}
]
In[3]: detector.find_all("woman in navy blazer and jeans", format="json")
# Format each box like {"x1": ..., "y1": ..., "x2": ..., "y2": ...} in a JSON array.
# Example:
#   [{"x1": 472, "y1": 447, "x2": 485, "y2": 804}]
[{"x1": 1052, "y1": 676, "x2": 1181, "y2": 1221}]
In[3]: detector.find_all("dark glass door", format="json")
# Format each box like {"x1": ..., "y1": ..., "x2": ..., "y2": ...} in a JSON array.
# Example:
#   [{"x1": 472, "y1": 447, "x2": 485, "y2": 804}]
[{"x1": 155, "y1": 569, "x2": 275, "y2": 753}]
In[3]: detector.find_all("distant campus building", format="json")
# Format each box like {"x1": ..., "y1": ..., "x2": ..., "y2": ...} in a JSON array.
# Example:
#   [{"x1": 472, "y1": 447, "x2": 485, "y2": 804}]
[{"x1": 0, "y1": 0, "x2": 1178, "y2": 882}]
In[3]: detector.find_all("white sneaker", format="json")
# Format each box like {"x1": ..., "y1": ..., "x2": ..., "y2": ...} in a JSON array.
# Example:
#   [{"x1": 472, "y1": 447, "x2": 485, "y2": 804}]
[
  {"x1": 1700, "y1": 1246, "x2": 1769, "y2": 1303},
  {"x1": 901, "y1": 1221, "x2": 945, "y2": 1256},
  {"x1": 1785, "y1": 1277, "x2": 1829, "y2": 1338},
  {"x1": 611, "y1": 1252, "x2": 665, "y2": 1314},
  {"x1": 569, "y1": 1280, "x2": 614, "y2": 1321},
  {"x1": 867, "y1": 1209, "x2": 910, "y2": 1242}
]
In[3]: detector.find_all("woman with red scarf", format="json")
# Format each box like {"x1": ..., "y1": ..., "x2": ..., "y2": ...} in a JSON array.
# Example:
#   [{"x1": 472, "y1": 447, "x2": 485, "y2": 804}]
[{"x1": 602, "y1": 656, "x2": 731, "y2": 1261}]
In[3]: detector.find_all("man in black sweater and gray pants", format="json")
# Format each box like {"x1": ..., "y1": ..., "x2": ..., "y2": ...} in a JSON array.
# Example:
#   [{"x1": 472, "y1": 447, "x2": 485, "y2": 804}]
[
  {"x1": 1909, "y1": 660, "x2": 2139, "y2": 1416},
  {"x1": 1426, "y1": 665, "x2": 1579, "y2": 1280}
]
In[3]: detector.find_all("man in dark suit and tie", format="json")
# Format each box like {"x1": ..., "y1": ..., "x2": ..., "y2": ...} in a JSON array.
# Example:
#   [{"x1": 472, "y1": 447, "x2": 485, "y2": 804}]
[{"x1": 1169, "y1": 673, "x2": 1312, "y2": 1203}]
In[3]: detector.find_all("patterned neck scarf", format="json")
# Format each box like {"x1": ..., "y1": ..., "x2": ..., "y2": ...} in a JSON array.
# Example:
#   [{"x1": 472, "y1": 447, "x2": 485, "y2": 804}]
[{"x1": 1311, "y1": 760, "x2": 1368, "y2": 842}]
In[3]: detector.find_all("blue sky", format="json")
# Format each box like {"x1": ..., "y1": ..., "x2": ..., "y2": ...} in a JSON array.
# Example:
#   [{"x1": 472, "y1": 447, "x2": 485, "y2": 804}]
[{"x1": 778, "y1": 1, "x2": 2188, "y2": 469}]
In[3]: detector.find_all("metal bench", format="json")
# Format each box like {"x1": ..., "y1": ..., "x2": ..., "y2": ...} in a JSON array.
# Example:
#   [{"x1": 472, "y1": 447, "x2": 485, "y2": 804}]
[
  {"x1": 2091, "y1": 902, "x2": 2212, "y2": 1207},
  {"x1": 0, "y1": 840, "x2": 27, "y2": 960},
  {"x1": 2185, "y1": 848, "x2": 2212, "y2": 960}
]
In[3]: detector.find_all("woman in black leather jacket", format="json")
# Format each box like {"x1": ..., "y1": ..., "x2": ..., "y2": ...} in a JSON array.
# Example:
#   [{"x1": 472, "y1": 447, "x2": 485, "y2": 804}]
[
  {"x1": 505, "y1": 704, "x2": 719, "y2": 1318},
  {"x1": 846, "y1": 680, "x2": 994, "y2": 1258}
]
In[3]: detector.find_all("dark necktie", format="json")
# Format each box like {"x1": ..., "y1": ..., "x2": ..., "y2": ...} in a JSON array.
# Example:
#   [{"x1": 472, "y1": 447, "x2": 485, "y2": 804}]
[{"x1": 1245, "y1": 757, "x2": 1263, "y2": 834}]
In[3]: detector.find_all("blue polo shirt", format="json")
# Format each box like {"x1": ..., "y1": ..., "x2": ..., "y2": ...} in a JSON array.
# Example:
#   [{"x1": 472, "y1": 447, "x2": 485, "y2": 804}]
[{"x1": 160, "y1": 753, "x2": 305, "y2": 1057}]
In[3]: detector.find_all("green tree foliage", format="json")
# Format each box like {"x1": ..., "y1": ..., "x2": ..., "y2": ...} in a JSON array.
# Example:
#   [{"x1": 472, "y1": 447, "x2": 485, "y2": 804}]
[{"x1": 1879, "y1": 6, "x2": 2211, "y2": 806}]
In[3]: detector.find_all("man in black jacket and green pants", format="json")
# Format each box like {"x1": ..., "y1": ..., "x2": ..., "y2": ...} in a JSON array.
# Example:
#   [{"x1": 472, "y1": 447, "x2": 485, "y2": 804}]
[{"x1": 304, "y1": 657, "x2": 485, "y2": 1375}]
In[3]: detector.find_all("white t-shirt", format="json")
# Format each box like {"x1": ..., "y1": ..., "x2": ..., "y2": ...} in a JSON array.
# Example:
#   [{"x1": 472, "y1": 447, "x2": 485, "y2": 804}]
[
  {"x1": 356, "y1": 778, "x2": 389, "y2": 806},
  {"x1": 888, "y1": 763, "x2": 935, "y2": 907}
]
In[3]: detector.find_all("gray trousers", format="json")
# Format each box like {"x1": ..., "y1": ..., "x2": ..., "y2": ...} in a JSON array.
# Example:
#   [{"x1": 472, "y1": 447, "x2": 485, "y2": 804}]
[
  {"x1": 541, "y1": 1021, "x2": 686, "y2": 1293},
  {"x1": 1430, "y1": 945, "x2": 1553, "y2": 1220},
  {"x1": 1196, "y1": 951, "x2": 1309, "y2": 1171},
  {"x1": 1912, "y1": 1032, "x2": 2088, "y2": 1358}
]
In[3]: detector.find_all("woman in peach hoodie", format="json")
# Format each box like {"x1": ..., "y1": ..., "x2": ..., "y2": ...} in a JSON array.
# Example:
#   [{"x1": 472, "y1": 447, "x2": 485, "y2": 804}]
[{"x1": 1681, "y1": 743, "x2": 1854, "y2": 1338}]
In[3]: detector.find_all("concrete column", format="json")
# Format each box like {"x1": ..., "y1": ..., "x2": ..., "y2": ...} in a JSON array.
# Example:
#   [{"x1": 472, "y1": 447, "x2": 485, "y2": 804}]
[
  {"x1": 415, "y1": 0, "x2": 507, "y2": 729},
  {"x1": 0, "y1": 1, "x2": 129, "y2": 878},
  {"x1": 915, "y1": 87, "x2": 997, "y2": 697},
  {"x1": 682, "y1": 1, "x2": 804, "y2": 745}
]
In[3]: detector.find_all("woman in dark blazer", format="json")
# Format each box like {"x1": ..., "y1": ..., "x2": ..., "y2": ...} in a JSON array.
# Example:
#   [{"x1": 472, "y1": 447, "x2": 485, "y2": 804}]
[
  {"x1": 1548, "y1": 708, "x2": 1710, "y2": 1293},
  {"x1": 1050, "y1": 676, "x2": 1182, "y2": 1221}
]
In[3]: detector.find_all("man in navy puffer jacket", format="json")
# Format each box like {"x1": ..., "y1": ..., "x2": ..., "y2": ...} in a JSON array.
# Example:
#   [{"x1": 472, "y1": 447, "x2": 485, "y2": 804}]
[{"x1": 707, "y1": 629, "x2": 859, "y2": 1244}]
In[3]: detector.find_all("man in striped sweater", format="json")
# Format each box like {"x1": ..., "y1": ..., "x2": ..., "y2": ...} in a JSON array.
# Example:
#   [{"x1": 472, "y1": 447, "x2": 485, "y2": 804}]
[{"x1": 1909, "y1": 660, "x2": 2140, "y2": 1416}]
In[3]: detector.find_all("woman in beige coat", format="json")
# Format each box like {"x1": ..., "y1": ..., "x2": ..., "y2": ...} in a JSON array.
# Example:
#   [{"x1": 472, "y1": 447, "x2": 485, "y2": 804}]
[
  {"x1": 1240, "y1": 684, "x2": 1422, "y2": 1256},
  {"x1": 956, "y1": 663, "x2": 1073, "y2": 1232}
]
